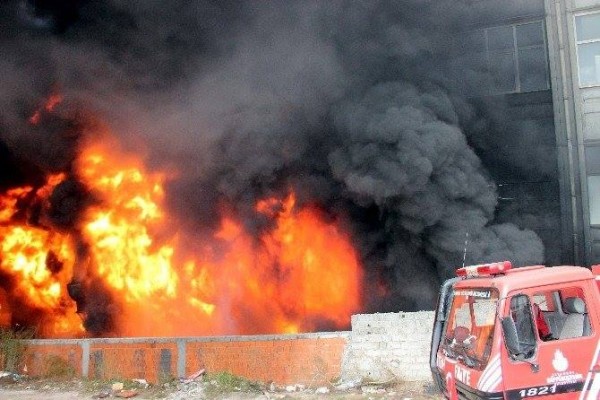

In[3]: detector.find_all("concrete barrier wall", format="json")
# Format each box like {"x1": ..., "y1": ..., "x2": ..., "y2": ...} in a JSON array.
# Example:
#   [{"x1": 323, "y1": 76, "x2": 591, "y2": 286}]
[
  {"x1": 23, "y1": 332, "x2": 349, "y2": 386},
  {"x1": 340, "y1": 311, "x2": 435, "y2": 383},
  {"x1": 21, "y1": 311, "x2": 435, "y2": 385}
]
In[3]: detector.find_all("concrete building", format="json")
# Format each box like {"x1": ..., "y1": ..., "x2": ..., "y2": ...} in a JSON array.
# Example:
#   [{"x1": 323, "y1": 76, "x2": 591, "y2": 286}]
[
  {"x1": 452, "y1": 0, "x2": 600, "y2": 266},
  {"x1": 547, "y1": 0, "x2": 600, "y2": 265}
]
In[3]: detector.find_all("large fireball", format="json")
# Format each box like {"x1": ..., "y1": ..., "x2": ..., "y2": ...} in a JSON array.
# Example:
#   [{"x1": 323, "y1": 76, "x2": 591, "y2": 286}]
[{"x1": 0, "y1": 99, "x2": 363, "y2": 337}]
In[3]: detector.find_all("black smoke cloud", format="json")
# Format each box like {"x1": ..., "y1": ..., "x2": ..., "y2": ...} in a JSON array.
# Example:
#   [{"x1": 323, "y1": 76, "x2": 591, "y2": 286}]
[{"x1": 0, "y1": 0, "x2": 545, "y2": 321}]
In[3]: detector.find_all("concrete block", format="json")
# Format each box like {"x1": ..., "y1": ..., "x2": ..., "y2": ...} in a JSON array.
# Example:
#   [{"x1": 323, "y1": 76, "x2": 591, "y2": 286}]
[
  {"x1": 351, "y1": 342, "x2": 380, "y2": 351},
  {"x1": 341, "y1": 311, "x2": 434, "y2": 384}
]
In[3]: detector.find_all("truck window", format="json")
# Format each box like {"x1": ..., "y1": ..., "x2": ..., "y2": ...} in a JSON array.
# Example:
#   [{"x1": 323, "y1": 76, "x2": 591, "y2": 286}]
[
  {"x1": 442, "y1": 288, "x2": 498, "y2": 369},
  {"x1": 531, "y1": 287, "x2": 591, "y2": 341},
  {"x1": 533, "y1": 293, "x2": 553, "y2": 312},
  {"x1": 556, "y1": 287, "x2": 591, "y2": 339},
  {"x1": 509, "y1": 295, "x2": 537, "y2": 358},
  {"x1": 532, "y1": 291, "x2": 556, "y2": 341}
]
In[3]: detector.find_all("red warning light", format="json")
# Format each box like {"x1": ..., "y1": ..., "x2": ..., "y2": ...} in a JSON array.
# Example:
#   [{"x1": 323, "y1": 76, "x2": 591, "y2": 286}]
[{"x1": 456, "y1": 261, "x2": 512, "y2": 278}]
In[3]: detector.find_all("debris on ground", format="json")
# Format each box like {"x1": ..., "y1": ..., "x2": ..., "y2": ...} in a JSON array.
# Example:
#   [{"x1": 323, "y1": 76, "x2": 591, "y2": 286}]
[
  {"x1": 88, "y1": 380, "x2": 142, "y2": 398},
  {"x1": 178, "y1": 368, "x2": 206, "y2": 385},
  {"x1": 0, "y1": 370, "x2": 24, "y2": 383},
  {"x1": 91, "y1": 389, "x2": 111, "y2": 399},
  {"x1": 333, "y1": 377, "x2": 362, "y2": 391},
  {"x1": 0, "y1": 373, "x2": 443, "y2": 399},
  {"x1": 186, "y1": 368, "x2": 206, "y2": 381},
  {"x1": 132, "y1": 379, "x2": 148, "y2": 388},
  {"x1": 115, "y1": 389, "x2": 138, "y2": 398},
  {"x1": 315, "y1": 386, "x2": 330, "y2": 394}
]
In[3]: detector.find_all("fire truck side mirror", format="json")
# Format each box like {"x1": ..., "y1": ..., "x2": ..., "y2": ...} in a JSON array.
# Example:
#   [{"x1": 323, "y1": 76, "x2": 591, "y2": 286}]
[{"x1": 501, "y1": 316, "x2": 522, "y2": 357}]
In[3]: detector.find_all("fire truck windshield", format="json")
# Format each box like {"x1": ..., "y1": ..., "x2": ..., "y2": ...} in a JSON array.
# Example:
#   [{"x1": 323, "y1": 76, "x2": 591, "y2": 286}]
[{"x1": 442, "y1": 288, "x2": 498, "y2": 369}]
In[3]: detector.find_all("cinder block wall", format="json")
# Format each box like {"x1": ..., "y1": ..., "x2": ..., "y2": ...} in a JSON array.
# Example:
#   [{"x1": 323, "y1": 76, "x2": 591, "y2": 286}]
[
  {"x1": 21, "y1": 311, "x2": 435, "y2": 385},
  {"x1": 340, "y1": 311, "x2": 435, "y2": 383}
]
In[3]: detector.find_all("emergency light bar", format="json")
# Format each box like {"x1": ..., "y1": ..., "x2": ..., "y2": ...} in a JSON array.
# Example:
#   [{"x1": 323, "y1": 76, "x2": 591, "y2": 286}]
[{"x1": 456, "y1": 261, "x2": 512, "y2": 277}]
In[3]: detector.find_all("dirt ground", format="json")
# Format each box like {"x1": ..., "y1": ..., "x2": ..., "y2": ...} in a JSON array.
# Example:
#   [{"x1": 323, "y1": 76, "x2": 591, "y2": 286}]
[{"x1": 0, "y1": 379, "x2": 444, "y2": 400}]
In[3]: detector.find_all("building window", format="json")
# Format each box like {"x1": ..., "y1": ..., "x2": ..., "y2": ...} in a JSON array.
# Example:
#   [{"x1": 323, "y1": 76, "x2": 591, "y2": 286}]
[
  {"x1": 486, "y1": 21, "x2": 550, "y2": 93},
  {"x1": 455, "y1": 21, "x2": 550, "y2": 95},
  {"x1": 575, "y1": 12, "x2": 600, "y2": 87},
  {"x1": 588, "y1": 175, "x2": 600, "y2": 225}
]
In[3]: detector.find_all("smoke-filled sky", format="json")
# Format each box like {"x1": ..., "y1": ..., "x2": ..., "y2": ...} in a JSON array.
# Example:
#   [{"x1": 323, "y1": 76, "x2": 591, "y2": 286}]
[{"x1": 0, "y1": 0, "x2": 547, "y2": 315}]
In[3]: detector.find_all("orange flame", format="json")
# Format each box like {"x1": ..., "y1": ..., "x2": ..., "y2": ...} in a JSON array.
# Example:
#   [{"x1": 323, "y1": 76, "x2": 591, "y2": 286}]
[
  {"x1": 0, "y1": 174, "x2": 83, "y2": 337},
  {"x1": 256, "y1": 193, "x2": 362, "y2": 331},
  {"x1": 78, "y1": 140, "x2": 177, "y2": 303},
  {"x1": 0, "y1": 124, "x2": 363, "y2": 337}
]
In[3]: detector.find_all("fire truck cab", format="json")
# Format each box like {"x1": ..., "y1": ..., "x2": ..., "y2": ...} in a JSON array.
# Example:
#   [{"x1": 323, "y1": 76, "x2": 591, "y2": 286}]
[{"x1": 430, "y1": 261, "x2": 600, "y2": 399}]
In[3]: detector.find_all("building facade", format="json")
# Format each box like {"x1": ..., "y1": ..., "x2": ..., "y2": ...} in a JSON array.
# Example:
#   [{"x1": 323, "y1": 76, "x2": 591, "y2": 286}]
[
  {"x1": 546, "y1": 0, "x2": 600, "y2": 265},
  {"x1": 453, "y1": 0, "x2": 600, "y2": 267}
]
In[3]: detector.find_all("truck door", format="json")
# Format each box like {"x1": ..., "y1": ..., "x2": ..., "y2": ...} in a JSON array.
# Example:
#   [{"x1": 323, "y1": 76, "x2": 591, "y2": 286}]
[
  {"x1": 501, "y1": 285, "x2": 595, "y2": 399},
  {"x1": 430, "y1": 277, "x2": 460, "y2": 393}
]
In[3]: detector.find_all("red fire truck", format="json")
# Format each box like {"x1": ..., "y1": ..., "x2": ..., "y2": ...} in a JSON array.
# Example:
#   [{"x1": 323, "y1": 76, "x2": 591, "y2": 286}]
[{"x1": 430, "y1": 261, "x2": 600, "y2": 399}]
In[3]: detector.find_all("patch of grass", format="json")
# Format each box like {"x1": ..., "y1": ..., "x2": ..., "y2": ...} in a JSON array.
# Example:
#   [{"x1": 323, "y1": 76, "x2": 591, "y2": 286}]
[
  {"x1": 205, "y1": 371, "x2": 263, "y2": 397},
  {"x1": 158, "y1": 372, "x2": 177, "y2": 386},
  {"x1": 41, "y1": 354, "x2": 76, "y2": 379},
  {"x1": 0, "y1": 327, "x2": 35, "y2": 373}
]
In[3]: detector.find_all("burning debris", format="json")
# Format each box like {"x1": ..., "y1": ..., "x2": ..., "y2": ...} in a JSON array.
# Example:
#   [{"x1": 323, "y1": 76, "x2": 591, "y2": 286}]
[{"x1": 0, "y1": 0, "x2": 545, "y2": 338}]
